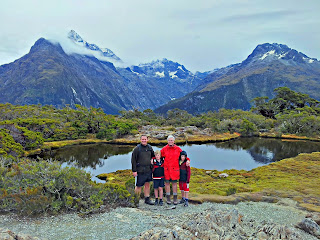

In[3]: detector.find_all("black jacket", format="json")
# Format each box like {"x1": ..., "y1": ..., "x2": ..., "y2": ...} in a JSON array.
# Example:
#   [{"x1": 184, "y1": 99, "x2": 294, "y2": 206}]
[{"x1": 131, "y1": 144, "x2": 155, "y2": 173}]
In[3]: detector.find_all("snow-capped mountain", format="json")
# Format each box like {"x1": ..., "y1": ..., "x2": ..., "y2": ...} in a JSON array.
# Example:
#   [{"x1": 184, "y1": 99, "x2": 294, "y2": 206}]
[
  {"x1": 156, "y1": 43, "x2": 320, "y2": 114},
  {"x1": 128, "y1": 58, "x2": 196, "y2": 81},
  {"x1": 116, "y1": 58, "x2": 208, "y2": 102},
  {"x1": 68, "y1": 30, "x2": 122, "y2": 62},
  {"x1": 243, "y1": 43, "x2": 318, "y2": 66}
]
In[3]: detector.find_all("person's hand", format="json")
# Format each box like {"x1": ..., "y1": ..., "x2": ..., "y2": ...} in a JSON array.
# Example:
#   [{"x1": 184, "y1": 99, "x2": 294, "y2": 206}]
[
  {"x1": 150, "y1": 159, "x2": 153, "y2": 164},
  {"x1": 186, "y1": 160, "x2": 190, "y2": 167},
  {"x1": 187, "y1": 183, "x2": 189, "y2": 189},
  {"x1": 132, "y1": 172, "x2": 138, "y2": 177}
]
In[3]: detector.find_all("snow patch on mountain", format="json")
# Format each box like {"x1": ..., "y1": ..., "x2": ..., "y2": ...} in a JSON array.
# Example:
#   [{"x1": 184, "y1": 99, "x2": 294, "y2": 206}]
[
  {"x1": 259, "y1": 50, "x2": 275, "y2": 60},
  {"x1": 254, "y1": 43, "x2": 318, "y2": 64},
  {"x1": 169, "y1": 71, "x2": 177, "y2": 79},
  {"x1": 178, "y1": 66, "x2": 185, "y2": 71},
  {"x1": 155, "y1": 71, "x2": 165, "y2": 77}
]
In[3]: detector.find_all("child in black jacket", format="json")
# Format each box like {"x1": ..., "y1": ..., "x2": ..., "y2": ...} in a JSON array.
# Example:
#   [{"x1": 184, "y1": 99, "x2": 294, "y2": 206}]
[{"x1": 152, "y1": 150, "x2": 165, "y2": 205}]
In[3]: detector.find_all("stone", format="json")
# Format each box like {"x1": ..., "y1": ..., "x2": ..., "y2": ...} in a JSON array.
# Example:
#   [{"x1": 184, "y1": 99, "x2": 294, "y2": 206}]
[
  {"x1": 296, "y1": 217, "x2": 320, "y2": 238},
  {"x1": 219, "y1": 173, "x2": 229, "y2": 178},
  {"x1": 256, "y1": 231, "x2": 268, "y2": 240}
]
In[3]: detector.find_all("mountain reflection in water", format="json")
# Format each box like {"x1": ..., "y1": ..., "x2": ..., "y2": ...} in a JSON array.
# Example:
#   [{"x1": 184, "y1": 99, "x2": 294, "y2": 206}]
[
  {"x1": 41, "y1": 138, "x2": 320, "y2": 175},
  {"x1": 214, "y1": 137, "x2": 320, "y2": 163}
]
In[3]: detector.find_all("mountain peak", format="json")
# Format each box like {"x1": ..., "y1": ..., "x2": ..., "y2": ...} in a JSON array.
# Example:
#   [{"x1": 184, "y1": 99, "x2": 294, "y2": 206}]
[
  {"x1": 67, "y1": 30, "x2": 122, "y2": 62},
  {"x1": 29, "y1": 38, "x2": 64, "y2": 54},
  {"x1": 243, "y1": 43, "x2": 318, "y2": 65},
  {"x1": 68, "y1": 30, "x2": 84, "y2": 43}
]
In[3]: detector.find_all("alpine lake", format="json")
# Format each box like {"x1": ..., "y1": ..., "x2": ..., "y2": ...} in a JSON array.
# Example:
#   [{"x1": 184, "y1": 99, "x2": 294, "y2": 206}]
[{"x1": 40, "y1": 137, "x2": 320, "y2": 183}]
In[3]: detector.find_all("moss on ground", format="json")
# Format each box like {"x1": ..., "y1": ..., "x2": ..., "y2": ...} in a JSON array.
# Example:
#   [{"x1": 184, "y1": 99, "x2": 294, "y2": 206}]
[
  {"x1": 260, "y1": 132, "x2": 320, "y2": 142},
  {"x1": 98, "y1": 152, "x2": 320, "y2": 212}
]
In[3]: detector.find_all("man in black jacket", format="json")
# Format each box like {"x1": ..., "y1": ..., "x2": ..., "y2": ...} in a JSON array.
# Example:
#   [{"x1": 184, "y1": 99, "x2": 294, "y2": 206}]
[{"x1": 131, "y1": 135, "x2": 155, "y2": 205}]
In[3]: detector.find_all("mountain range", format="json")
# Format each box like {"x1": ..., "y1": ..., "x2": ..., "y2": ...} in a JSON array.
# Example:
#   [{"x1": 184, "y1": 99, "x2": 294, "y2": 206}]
[
  {"x1": 0, "y1": 30, "x2": 319, "y2": 115},
  {"x1": 156, "y1": 43, "x2": 320, "y2": 114},
  {"x1": 0, "y1": 31, "x2": 208, "y2": 114}
]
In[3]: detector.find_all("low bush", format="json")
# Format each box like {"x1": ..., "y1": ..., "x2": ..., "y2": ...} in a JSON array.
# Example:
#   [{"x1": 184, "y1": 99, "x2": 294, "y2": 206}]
[{"x1": 0, "y1": 157, "x2": 136, "y2": 216}]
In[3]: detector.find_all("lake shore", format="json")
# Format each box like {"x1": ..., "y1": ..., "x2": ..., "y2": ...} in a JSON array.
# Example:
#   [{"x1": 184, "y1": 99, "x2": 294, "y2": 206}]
[
  {"x1": 98, "y1": 151, "x2": 320, "y2": 213},
  {"x1": 25, "y1": 124, "x2": 320, "y2": 157}
]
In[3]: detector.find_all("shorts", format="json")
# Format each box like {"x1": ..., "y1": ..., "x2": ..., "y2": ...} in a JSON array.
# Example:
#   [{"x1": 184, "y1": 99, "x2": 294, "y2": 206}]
[
  {"x1": 153, "y1": 178, "x2": 165, "y2": 189},
  {"x1": 136, "y1": 171, "x2": 152, "y2": 187},
  {"x1": 164, "y1": 179, "x2": 178, "y2": 183},
  {"x1": 179, "y1": 181, "x2": 189, "y2": 192},
  {"x1": 164, "y1": 167, "x2": 180, "y2": 181}
]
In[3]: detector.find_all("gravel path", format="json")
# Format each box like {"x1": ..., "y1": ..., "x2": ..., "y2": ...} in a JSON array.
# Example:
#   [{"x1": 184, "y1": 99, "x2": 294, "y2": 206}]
[{"x1": 0, "y1": 199, "x2": 318, "y2": 240}]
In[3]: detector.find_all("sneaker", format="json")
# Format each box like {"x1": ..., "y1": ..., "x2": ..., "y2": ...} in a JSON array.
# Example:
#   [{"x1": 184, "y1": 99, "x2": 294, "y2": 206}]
[
  {"x1": 184, "y1": 200, "x2": 189, "y2": 207},
  {"x1": 179, "y1": 199, "x2": 185, "y2": 204},
  {"x1": 159, "y1": 199, "x2": 163, "y2": 206},
  {"x1": 154, "y1": 199, "x2": 159, "y2": 205},
  {"x1": 166, "y1": 195, "x2": 172, "y2": 205},
  {"x1": 145, "y1": 197, "x2": 154, "y2": 205}
]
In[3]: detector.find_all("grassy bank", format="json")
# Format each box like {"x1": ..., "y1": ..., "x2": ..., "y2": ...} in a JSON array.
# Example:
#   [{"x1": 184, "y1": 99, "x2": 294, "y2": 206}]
[
  {"x1": 260, "y1": 132, "x2": 320, "y2": 142},
  {"x1": 25, "y1": 132, "x2": 241, "y2": 156},
  {"x1": 98, "y1": 152, "x2": 320, "y2": 212}
]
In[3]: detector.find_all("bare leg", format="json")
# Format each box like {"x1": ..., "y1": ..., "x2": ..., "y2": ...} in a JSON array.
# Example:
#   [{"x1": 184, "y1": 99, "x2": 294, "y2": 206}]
[
  {"x1": 165, "y1": 181, "x2": 171, "y2": 195},
  {"x1": 165, "y1": 182, "x2": 171, "y2": 204},
  {"x1": 181, "y1": 190, "x2": 185, "y2": 198},
  {"x1": 172, "y1": 182, "x2": 177, "y2": 194},
  {"x1": 144, "y1": 182, "x2": 150, "y2": 197},
  {"x1": 154, "y1": 188, "x2": 159, "y2": 198},
  {"x1": 159, "y1": 187, "x2": 163, "y2": 199},
  {"x1": 185, "y1": 191, "x2": 189, "y2": 199}
]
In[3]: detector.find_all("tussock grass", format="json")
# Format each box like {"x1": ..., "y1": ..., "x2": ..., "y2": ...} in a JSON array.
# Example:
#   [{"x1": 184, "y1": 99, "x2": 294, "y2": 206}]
[{"x1": 98, "y1": 152, "x2": 320, "y2": 212}]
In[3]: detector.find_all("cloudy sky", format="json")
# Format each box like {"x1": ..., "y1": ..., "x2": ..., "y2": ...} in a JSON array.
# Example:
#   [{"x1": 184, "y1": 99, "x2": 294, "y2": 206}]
[{"x1": 0, "y1": 0, "x2": 319, "y2": 72}]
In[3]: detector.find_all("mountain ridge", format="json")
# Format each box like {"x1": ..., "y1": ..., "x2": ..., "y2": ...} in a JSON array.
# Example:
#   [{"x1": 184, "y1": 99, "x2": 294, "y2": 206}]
[
  {"x1": 155, "y1": 43, "x2": 320, "y2": 114},
  {"x1": 0, "y1": 37, "x2": 207, "y2": 113}
]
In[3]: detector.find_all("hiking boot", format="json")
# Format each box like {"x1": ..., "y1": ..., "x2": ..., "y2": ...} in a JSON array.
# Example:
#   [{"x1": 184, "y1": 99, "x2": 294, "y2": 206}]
[
  {"x1": 184, "y1": 200, "x2": 189, "y2": 207},
  {"x1": 145, "y1": 197, "x2": 154, "y2": 205},
  {"x1": 173, "y1": 195, "x2": 178, "y2": 205},
  {"x1": 154, "y1": 198, "x2": 159, "y2": 205},
  {"x1": 179, "y1": 198, "x2": 185, "y2": 204},
  {"x1": 166, "y1": 195, "x2": 172, "y2": 205},
  {"x1": 159, "y1": 199, "x2": 163, "y2": 206}
]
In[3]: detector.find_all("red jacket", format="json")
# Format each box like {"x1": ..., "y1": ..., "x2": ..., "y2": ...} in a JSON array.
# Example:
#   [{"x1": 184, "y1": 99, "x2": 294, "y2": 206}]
[{"x1": 161, "y1": 144, "x2": 182, "y2": 169}]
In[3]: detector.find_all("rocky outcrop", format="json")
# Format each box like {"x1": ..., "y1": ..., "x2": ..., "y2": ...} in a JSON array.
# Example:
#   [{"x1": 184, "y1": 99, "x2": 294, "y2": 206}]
[
  {"x1": 131, "y1": 208, "x2": 311, "y2": 240},
  {"x1": 296, "y1": 218, "x2": 320, "y2": 239},
  {"x1": 139, "y1": 125, "x2": 212, "y2": 140}
]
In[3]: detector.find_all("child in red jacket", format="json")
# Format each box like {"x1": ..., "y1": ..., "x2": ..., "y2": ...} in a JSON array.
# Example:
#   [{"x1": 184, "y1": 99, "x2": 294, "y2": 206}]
[
  {"x1": 179, "y1": 151, "x2": 191, "y2": 207},
  {"x1": 152, "y1": 150, "x2": 165, "y2": 206}
]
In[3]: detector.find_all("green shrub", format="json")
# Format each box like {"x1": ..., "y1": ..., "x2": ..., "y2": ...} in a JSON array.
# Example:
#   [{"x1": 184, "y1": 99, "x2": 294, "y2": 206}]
[
  {"x1": 226, "y1": 187, "x2": 237, "y2": 196},
  {"x1": 0, "y1": 157, "x2": 136, "y2": 216}
]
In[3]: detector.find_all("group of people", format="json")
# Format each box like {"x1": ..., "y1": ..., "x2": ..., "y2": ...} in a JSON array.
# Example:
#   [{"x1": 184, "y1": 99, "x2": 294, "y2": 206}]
[{"x1": 131, "y1": 135, "x2": 191, "y2": 206}]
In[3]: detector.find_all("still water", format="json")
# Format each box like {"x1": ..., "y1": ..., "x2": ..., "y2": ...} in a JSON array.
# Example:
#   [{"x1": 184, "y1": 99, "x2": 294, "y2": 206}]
[{"x1": 41, "y1": 137, "x2": 320, "y2": 181}]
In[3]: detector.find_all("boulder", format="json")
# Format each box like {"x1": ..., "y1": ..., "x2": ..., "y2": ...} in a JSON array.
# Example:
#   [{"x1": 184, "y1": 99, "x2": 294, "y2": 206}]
[
  {"x1": 219, "y1": 173, "x2": 229, "y2": 178},
  {"x1": 296, "y1": 217, "x2": 320, "y2": 238}
]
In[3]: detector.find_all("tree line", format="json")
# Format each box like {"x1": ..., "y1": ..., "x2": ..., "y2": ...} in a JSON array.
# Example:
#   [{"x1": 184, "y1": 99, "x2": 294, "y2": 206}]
[
  {"x1": 1, "y1": 86, "x2": 320, "y2": 215},
  {"x1": 1, "y1": 87, "x2": 320, "y2": 159}
]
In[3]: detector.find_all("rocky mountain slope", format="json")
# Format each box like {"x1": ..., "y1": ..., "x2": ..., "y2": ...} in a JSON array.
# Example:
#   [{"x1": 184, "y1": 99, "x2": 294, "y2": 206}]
[
  {"x1": 117, "y1": 58, "x2": 207, "y2": 102},
  {"x1": 156, "y1": 43, "x2": 320, "y2": 114},
  {"x1": 68, "y1": 30, "x2": 122, "y2": 62},
  {"x1": 0, "y1": 37, "x2": 206, "y2": 114}
]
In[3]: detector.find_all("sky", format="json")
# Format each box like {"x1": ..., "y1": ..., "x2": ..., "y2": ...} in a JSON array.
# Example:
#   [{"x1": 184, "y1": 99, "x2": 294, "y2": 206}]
[{"x1": 0, "y1": 0, "x2": 320, "y2": 72}]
